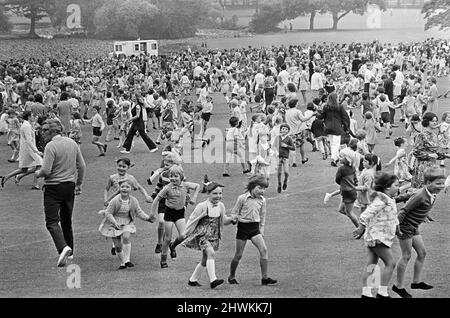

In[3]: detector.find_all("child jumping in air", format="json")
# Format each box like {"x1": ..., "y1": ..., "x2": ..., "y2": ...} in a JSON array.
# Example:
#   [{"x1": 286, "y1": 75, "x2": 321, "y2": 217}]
[
  {"x1": 353, "y1": 172, "x2": 400, "y2": 298},
  {"x1": 99, "y1": 179, "x2": 155, "y2": 269},
  {"x1": 228, "y1": 175, "x2": 277, "y2": 286},
  {"x1": 182, "y1": 182, "x2": 237, "y2": 289}
]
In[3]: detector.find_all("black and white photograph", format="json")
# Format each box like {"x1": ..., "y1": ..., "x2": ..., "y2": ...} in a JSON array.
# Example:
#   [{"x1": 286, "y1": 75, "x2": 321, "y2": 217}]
[{"x1": 0, "y1": 0, "x2": 450, "y2": 303}]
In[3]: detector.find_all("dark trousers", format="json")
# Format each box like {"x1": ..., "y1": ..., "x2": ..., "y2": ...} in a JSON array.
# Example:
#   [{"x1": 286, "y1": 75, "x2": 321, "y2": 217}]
[
  {"x1": 389, "y1": 107, "x2": 396, "y2": 124},
  {"x1": 264, "y1": 88, "x2": 274, "y2": 107},
  {"x1": 364, "y1": 83, "x2": 370, "y2": 94},
  {"x1": 43, "y1": 182, "x2": 75, "y2": 254},
  {"x1": 122, "y1": 125, "x2": 157, "y2": 151}
]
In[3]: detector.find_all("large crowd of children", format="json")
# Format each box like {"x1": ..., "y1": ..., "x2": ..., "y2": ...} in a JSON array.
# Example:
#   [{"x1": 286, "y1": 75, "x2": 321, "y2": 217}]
[{"x1": 1, "y1": 38, "x2": 450, "y2": 296}]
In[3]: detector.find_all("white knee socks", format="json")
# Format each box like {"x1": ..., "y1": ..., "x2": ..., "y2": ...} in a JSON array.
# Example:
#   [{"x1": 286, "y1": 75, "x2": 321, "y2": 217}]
[
  {"x1": 122, "y1": 243, "x2": 131, "y2": 263},
  {"x1": 117, "y1": 251, "x2": 125, "y2": 266},
  {"x1": 189, "y1": 263, "x2": 205, "y2": 282},
  {"x1": 206, "y1": 259, "x2": 217, "y2": 282}
]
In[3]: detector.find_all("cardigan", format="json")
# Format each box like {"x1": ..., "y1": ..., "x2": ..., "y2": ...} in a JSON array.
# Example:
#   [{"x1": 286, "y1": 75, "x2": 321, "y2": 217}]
[{"x1": 104, "y1": 194, "x2": 151, "y2": 225}]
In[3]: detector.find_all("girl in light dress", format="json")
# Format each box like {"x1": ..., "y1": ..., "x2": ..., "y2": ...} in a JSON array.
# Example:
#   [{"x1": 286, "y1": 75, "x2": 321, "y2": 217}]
[
  {"x1": 5, "y1": 109, "x2": 20, "y2": 163},
  {"x1": 385, "y1": 137, "x2": 412, "y2": 186},
  {"x1": 99, "y1": 179, "x2": 156, "y2": 270},
  {"x1": 353, "y1": 172, "x2": 400, "y2": 298},
  {"x1": 102, "y1": 158, "x2": 153, "y2": 256},
  {"x1": 182, "y1": 182, "x2": 237, "y2": 289}
]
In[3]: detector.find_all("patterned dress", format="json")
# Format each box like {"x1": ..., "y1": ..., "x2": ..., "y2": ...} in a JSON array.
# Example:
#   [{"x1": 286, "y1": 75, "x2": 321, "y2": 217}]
[
  {"x1": 183, "y1": 216, "x2": 221, "y2": 251},
  {"x1": 359, "y1": 193, "x2": 398, "y2": 248},
  {"x1": 412, "y1": 130, "x2": 446, "y2": 188}
]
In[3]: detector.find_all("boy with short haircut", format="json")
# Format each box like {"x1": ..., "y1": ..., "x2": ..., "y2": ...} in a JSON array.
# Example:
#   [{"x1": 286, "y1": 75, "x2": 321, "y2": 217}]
[
  {"x1": 276, "y1": 123, "x2": 295, "y2": 193},
  {"x1": 393, "y1": 166, "x2": 445, "y2": 298}
]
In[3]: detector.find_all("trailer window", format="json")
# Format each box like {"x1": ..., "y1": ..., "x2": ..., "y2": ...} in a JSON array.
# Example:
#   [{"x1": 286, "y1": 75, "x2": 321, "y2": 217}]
[
  {"x1": 151, "y1": 43, "x2": 157, "y2": 50},
  {"x1": 135, "y1": 44, "x2": 139, "y2": 51},
  {"x1": 115, "y1": 45, "x2": 122, "y2": 51}
]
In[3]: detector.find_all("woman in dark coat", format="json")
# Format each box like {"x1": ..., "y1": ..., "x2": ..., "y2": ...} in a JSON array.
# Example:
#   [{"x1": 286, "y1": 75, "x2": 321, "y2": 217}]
[{"x1": 322, "y1": 92, "x2": 350, "y2": 167}]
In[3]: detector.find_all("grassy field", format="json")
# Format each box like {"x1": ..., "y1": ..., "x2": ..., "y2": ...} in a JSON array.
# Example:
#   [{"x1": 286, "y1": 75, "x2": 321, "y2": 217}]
[
  {"x1": 0, "y1": 14, "x2": 450, "y2": 298},
  {"x1": 1, "y1": 79, "x2": 450, "y2": 298}
]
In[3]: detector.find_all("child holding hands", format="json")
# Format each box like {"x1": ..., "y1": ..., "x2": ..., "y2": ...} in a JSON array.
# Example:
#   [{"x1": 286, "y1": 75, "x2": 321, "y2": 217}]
[{"x1": 99, "y1": 180, "x2": 156, "y2": 269}]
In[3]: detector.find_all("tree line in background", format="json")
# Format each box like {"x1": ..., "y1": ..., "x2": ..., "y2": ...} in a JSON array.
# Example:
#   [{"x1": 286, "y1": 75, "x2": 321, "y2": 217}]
[
  {"x1": 0, "y1": 0, "x2": 448, "y2": 38},
  {"x1": 249, "y1": 0, "x2": 450, "y2": 33},
  {"x1": 0, "y1": 0, "x2": 240, "y2": 39}
]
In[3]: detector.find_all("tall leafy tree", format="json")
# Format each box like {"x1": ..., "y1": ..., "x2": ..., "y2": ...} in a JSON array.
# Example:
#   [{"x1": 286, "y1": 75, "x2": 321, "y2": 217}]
[
  {"x1": 322, "y1": 0, "x2": 387, "y2": 30},
  {"x1": 281, "y1": 0, "x2": 326, "y2": 30},
  {"x1": 0, "y1": 5, "x2": 12, "y2": 33},
  {"x1": 249, "y1": 2, "x2": 283, "y2": 33},
  {"x1": 422, "y1": 0, "x2": 450, "y2": 31},
  {"x1": 94, "y1": 0, "x2": 159, "y2": 39},
  {"x1": 4, "y1": 0, "x2": 50, "y2": 37}
]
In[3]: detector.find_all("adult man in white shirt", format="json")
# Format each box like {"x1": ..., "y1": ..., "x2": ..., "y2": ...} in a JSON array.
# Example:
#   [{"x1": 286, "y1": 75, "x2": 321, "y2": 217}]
[
  {"x1": 254, "y1": 69, "x2": 265, "y2": 93},
  {"x1": 393, "y1": 65, "x2": 404, "y2": 98},
  {"x1": 277, "y1": 64, "x2": 291, "y2": 98},
  {"x1": 193, "y1": 63, "x2": 204, "y2": 80},
  {"x1": 310, "y1": 67, "x2": 324, "y2": 100},
  {"x1": 284, "y1": 99, "x2": 314, "y2": 167},
  {"x1": 364, "y1": 63, "x2": 374, "y2": 93}
]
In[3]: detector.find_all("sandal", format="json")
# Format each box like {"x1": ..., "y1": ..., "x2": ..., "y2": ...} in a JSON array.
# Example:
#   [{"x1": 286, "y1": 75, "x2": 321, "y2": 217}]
[
  {"x1": 31, "y1": 185, "x2": 40, "y2": 190},
  {"x1": 14, "y1": 176, "x2": 20, "y2": 184}
]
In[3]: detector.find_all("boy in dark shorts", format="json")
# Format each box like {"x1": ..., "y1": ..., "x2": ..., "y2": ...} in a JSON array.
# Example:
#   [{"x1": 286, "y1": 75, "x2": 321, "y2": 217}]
[
  {"x1": 228, "y1": 175, "x2": 277, "y2": 286},
  {"x1": 392, "y1": 166, "x2": 445, "y2": 298},
  {"x1": 277, "y1": 123, "x2": 295, "y2": 193}
]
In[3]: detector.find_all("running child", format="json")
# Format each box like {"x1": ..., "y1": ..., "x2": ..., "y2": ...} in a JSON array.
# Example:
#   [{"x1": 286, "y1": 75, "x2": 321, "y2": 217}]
[
  {"x1": 151, "y1": 165, "x2": 200, "y2": 268},
  {"x1": 84, "y1": 106, "x2": 107, "y2": 156},
  {"x1": 99, "y1": 179, "x2": 156, "y2": 269},
  {"x1": 353, "y1": 172, "x2": 400, "y2": 298},
  {"x1": 393, "y1": 166, "x2": 445, "y2": 298},
  {"x1": 276, "y1": 123, "x2": 295, "y2": 193},
  {"x1": 182, "y1": 182, "x2": 237, "y2": 289},
  {"x1": 334, "y1": 151, "x2": 360, "y2": 228},
  {"x1": 103, "y1": 157, "x2": 153, "y2": 255},
  {"x1": 385, "y1": 137, "x2": 412, "y2": 184},
  {"x1": 228, "y1": 175, "x2": 277, "y2": 286},
  {"x1": 223, "y1": 116, "x2": 250, "y2": 177}
]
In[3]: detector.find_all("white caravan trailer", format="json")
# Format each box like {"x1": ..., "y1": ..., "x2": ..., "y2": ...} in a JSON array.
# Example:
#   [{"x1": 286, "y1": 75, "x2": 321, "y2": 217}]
[{"x1": 113, "y1": 40, "x2": 158, "y2": 57}]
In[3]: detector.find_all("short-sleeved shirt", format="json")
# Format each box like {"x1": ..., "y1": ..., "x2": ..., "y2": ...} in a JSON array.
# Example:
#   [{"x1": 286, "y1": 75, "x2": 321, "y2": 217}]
[{"x1": 157, "y1": 182, "x2": 190, "y2": 210}]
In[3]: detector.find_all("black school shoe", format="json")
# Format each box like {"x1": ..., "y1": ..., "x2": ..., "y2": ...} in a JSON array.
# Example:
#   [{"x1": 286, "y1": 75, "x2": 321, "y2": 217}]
[
  {"x1": 210, "y1": 279, "x2": 224, "y2": 289},
  {"x1": 261, "y1": 277, "x2": 277, "y2": 285},
  {"x1": 188, "y1": 280, "x2": 202, "y2": 287},
  {"x1": 392, "y1": 285, "x2": 412, "y2": 298},
  {"x1": 111, "y1": 247, "x2": 116, "y2": 255},
  {"x1": 375, "y1": 294, "x2": 391, "y2": 298},
  {"x1": 125, "y1": 261, "x2": 134, "y2": 268},
  {"x1": 411, "y1": 282, "x2": 434, "y2": 290}
]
